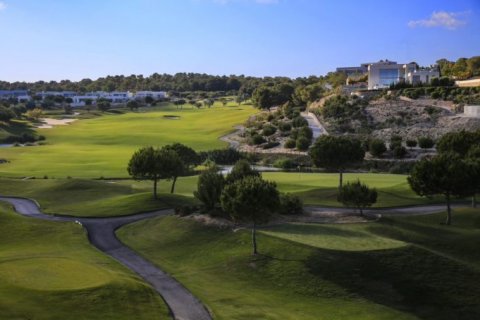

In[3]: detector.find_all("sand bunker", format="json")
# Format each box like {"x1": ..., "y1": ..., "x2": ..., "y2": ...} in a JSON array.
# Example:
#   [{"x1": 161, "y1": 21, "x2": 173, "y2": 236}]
[{"x1": 37, "y1": 118, "x2": 77, "y2": 129}]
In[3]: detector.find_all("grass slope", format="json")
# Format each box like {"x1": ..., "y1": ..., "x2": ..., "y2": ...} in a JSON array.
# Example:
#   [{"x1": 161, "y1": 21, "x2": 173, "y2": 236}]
[
  {"x1": 0, "y1": 202, "x2": 169, "y2": 319},
  {"x1": 0, "y1": 172, "x2": 443, "y2": 218},
  {"x1": 0, "y1": 104, "x2": 257, "y2": 178},
  {"x1": 118, "y1": 209, "x2": 480, "y2": 320}
]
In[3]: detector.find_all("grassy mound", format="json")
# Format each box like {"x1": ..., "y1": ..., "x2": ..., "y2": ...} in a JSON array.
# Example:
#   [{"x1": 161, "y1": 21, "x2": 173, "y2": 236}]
[
  {"x1": 118, "y1": 208, "x2": 480, "y2": 320},
  {"x1": 0, "y1": 202, "x2": 169, "y2": 319}
]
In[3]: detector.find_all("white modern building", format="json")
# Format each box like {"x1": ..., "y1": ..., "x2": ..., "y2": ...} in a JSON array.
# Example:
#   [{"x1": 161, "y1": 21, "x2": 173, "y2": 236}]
[
  {"x1": 0, "y1": 90, "x2": 30, "y2": 101},
  {"x1": 367, "y1": 60, "x2": 417, "y2": 90},
  {"x1": 134, "y1": 91, "x2": 167, "y2": 100},
  {"x1": 406, "y1": 69, "x2": 440, "y2": 86},
  {"x1": 38, "y1": 91, "x2": 77, "y2": 99},
  {"x1": 72, "y1": 91, "x2": 131, "y2": 107}
]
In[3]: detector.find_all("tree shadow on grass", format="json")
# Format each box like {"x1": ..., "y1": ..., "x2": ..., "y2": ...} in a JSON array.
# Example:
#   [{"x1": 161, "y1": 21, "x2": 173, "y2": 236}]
[{"x1": 305, "y1": 245, "x2": 480, "y2": 320}]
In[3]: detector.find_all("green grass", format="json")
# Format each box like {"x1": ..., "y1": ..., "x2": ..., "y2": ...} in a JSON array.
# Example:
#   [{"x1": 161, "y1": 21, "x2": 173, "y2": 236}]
[
  {"x1": 0, "y1": 178, "x2": 198, "y2": 217},
  {"x1": 0, "y1": 202, "x2": 169, "y2": 319},
  {"x1": 0, "y1": 172, "x2": 444, "y2": 217},
  {"x1": 264, "y1": 172, "x2": 444, "y2": 207},
  {"x1": 118, "y1": 208, "x2": 480, "y2": 320},
  {"x1": 0, "y1": 104, "x2": 257, "y2": 178}
]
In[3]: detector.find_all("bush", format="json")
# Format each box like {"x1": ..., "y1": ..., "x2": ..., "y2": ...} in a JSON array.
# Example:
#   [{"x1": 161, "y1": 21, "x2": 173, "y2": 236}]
[
  {"x1": 278, "y1": 122, "x2": 292, "y2": 132},
  {"x1": 418, "y1": 137, "x2": 435, "y2": 149},
  {"x1": 262, "y1": 125, "x2": 277, "y2": 136},
  {"x1": 393, "y1": 146, "x2": 407, "y2": 159},
  {"x1": 250, "y1": 134, "x2": 266, "y2": 145},
  {"x1": 174, "y1": 205, "x2": 198, "y2": 217},
  {"x1": 279, "y1": 193, "x2": 303, "y2": 215},
  {"x1": 296, "y1": 137, "x2": 311, "y2": 151},
  {"x1": 389, "y1": 140, "x2": 402, "y2": 151},
  {"x1": 292, "y1": 116, "x2": 308, "y2": 128},
  {"x1": 273, "y1": 158, "x2": 296, "y2": 169},
  {"x1": 263, "y1": 142, "x2": 280, "y2": 149},
  {"x1": 406, "y1": 139, "x2": 417, "y2": 148},
  {"x1": 284, "y1": 139, "x2": 296, "y2": 149},
  {"x1": 297, "y1": 126, "x2": 313, "y2": 141},
  {"x1": 369, "y1": 139, "x2": 387, "y2": 157}
]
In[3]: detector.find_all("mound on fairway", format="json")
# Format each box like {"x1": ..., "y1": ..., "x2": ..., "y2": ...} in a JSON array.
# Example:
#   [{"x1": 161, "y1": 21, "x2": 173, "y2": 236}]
[
  {"x1": 0, "y1": 257, "x2": 113, "y2": 291},
  {"x1": 118, "y1": 209, "x2": 480, "y2": 320},
  {"x1": 0, "y1": 104, "x2": 257, "y2": 178},
  {"x1": 0, "y1": 202, "x2": 169, "y2": 319}
]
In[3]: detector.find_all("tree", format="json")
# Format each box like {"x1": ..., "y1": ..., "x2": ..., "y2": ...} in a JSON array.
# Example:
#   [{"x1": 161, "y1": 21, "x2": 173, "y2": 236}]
[
  {"x1": 204, "y1": 98, "x2": 215, "y2": 108},
  {"x1": 418, "y1": 137, "x2": 435, "y2": 149},
  {"x1": 408, "y1": 153, "x2": 474, "y2": 225},
  {"x1": 84, "y1": 99, "x2": 93, "y2": 113},
  {"x1": 97, "y1": 99, "x2": 111, "y2": 112},
  {"x1": 127, "y1": 100, "x2": 140, "y2": 111},
  {"x1": 145, "y1": 96, "x2": 154, "y2": 105},
  {"x1": 0, "y1": 106, "x2": 15, "y2": 122},
  {"x1": 162, "y1": 143, "x2": 199, "y2": 193},
  {"x1": 252, "y1": 86, "x2": 274, "y2": 110},
  {"x1": 194, "y1": 168, "x2": 225, "y2": 211},
  {"x1": 437, "y1": 130, "x2": 480, "y2": 157},
  {"x1": 467, "y1": 146, "x2": 480, "y2": 208},
  {"x1": 369, "y1": 139, "x2": 387, "y2": 157},
  {"x1": 235, "y1": 95, "x2": 244, "y2": 106},
  {"x1": 309, "y1": 136, "x2": 365, "y2": 189},
  {"x1": 337, "y1": 180, "x2": 377, "y2": 216},
  {"x1": 25, "y1": 108, "x2": 43, "y2": 121},
  {"x1": 296, "y1": 136, "x2": 311, "y2": 151},
  {"x1": 226, "y1": 159, "x2": 260, "y2": 184},
  {"x1": 173, "y1": 99, "x2": 186, "y2": 109},
  {"x1": 127, "y1": 147, "x2": 184, "y2": 198},
  {"x1": 221, "y1": 176, "x2": 280, "y2": 255}
]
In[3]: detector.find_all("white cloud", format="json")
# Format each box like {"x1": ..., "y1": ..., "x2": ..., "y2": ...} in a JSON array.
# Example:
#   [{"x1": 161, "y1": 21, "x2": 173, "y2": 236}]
[
  {"x1": 408, "y1": 11, "x2": 469, "y2": 30},
  {"x1": 0, "y1": 2, "x2": 7, "y2": 11}
]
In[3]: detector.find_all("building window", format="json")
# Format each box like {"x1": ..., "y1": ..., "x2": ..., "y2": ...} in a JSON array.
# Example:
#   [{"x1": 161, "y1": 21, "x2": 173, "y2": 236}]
[{"x1": 379, "y1": 69, "x2": 399, "y2": 87}]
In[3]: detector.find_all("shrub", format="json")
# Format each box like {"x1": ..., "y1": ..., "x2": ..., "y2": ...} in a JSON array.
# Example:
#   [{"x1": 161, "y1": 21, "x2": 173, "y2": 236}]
[
  {"x1": 174, "y1": 205, "x2": 198, "y2": 217},
  {"x1": 279, "y1": 122, "x2": 292, "y2": 132},
  {"x1": 262, "y1": 125, "x2": 277, "y2": 136},
  {"x1": 250, "y1": 134, "x2": 266, "y2": 145},
  {"x1": 369, "y1": 139, "x2": 387, "y2": 157},
  {"x1": 284, "y1": 139, "x2": 296, "y2": 149},
  {"x1": 406, "y1": 139, "x2": 417, "y2": 148},
  {"x1": 198, "y1": 149, "x2": 242, "y2": 165},
  {"x1": 273, "y1": 158, "x2": 296, "y2": 169},
  {"x1": 292, "y1": 116, "x2": 308, "y2": 128},
  {"x1": 389, "y1": 140, "x2": 402, "y2": 151},
  {"x1": 393, "y1": 146, "x2": 407, "y2": 159},
  {"x1": 296, "y1": 137, "x2": 311, "y2": 151},
  {"x1": 297, "y1": 126, "x2": 313, "y2": 141},
  {"x1": 279, "y1": 193, "x2": 303, "y2": 215},
  {"x1": 418, "y1": 137, "x2": 435, "y2": 149},
  {"x1": 263, "y1": 142, "x2": 280, "y2": 149}
]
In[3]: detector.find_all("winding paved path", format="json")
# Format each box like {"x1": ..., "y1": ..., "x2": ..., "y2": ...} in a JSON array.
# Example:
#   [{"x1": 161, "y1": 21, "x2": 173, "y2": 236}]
[{"x1": 0, "y1": 196, "x2": 212, "y2": 320}]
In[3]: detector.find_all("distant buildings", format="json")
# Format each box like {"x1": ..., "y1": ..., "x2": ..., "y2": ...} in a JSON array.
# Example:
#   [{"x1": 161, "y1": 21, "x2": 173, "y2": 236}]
[
  {"x1": 0, "y1": 90, "x2": 30, "y2": 101},
  {"x1": 134, "y1": 91, "x2": 167, "y2": 100},
  {"x1": 337, "y1": 59, "x2": 440, "y2": 90}
]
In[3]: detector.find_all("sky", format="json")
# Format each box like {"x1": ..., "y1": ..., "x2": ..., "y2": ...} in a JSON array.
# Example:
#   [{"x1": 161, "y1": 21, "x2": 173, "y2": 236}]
[{"x1": 0, "y1": 0, "x2": 479, "y2": 82}]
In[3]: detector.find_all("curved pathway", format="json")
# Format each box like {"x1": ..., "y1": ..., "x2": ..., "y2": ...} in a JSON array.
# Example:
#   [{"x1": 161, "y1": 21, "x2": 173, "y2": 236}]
[{"x1": 0, "y1": 196, "x2": 212, "y2": 320}]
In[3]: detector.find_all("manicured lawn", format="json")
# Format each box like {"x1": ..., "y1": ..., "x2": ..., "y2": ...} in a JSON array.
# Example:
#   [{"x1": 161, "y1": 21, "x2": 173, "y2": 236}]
[
  {"x1": 265, "y1": 172, "x2": 443, "y2": 207},
  {"x1": 0, "y1": 202, "x2": 169, "y2": 319},
  {"x1": 118, "y1": 208, "x2": 480, "y2": 320},
  {"x1": 0, "y1": 172, "x2": 445, "y2": 217},
  {"x1": 0, "y1": 104, "x2": 257, "y2": 178}
]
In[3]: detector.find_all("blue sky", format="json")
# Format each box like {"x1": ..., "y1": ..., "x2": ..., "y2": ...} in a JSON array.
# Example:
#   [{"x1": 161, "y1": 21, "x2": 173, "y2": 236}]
[{"x1": 0, "y1": 0, "x2": 479, "y2": 82}]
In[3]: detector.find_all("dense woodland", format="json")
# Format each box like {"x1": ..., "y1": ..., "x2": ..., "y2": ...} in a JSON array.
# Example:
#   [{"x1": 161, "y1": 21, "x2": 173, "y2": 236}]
[{"x1": 0, "y1": 73, "x2": 344, "y2": 96}]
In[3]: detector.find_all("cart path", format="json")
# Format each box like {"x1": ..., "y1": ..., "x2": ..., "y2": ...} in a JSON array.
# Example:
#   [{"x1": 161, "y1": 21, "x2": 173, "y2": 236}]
[{"x1": 0, "y1": 196, "x2": 212, "y2": 320}]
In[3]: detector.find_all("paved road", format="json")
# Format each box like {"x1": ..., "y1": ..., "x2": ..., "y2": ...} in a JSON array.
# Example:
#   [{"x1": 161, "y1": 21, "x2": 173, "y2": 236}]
[{"x1": 0, "y1": 196, "x2": 212, "y2": 320}]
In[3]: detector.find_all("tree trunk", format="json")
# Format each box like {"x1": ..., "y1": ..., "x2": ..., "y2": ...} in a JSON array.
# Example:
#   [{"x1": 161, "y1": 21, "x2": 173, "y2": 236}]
[
  {"x1": 153, "y1": 178, "x2": 158, "y2": 199},
  {"x1": 339, "y1": 170, "x2": 344, "y2": 191},
  {"x1": 472, "y1": 194, "x2": 477, "y2": 208},
  {"x1": 445, "y1": 193, "x2": 452, "y2": 225},
  {"x1": 252, "y1": 222, "x2": 258, "y2": 255},
  {"x1": 170, "y1": 176, "x2": 178, "y2": 194}
]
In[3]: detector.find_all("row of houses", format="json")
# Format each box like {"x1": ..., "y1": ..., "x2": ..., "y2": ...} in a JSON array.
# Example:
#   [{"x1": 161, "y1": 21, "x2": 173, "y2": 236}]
[
  {"x1": 337, "y1": 60, "x2": 440, "y2": 90},
  {"x1": 0, "y1": 90, "x2": 167, "y2": 106}
]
